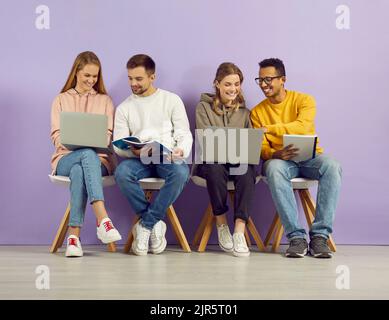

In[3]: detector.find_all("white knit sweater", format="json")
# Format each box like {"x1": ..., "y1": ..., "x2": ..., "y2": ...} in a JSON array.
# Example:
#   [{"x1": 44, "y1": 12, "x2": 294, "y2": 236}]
[{"x1": 113, "y1": 88, "x2": 193, "y2": 158}]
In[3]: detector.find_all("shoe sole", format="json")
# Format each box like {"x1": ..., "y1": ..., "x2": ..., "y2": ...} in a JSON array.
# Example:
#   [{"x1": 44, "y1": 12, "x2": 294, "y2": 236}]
[
  {"x1": 310, "y1": 249, "x2": 333, "y2": 258},
  {"x1": 97, "y1": 233, "x2": 122, "y2": 244},
  {"x1": 285, "y1": 248, "x2": 308, "y2": 258},
  {"x1": 233, "y1": 250, "x2": 250, "y2": 257},
  {"x1": 150, "y1": 223, "x2": 167, "y2": 254},
  {"x1": 65, "y1": 249, "x2": 83, "y2": 257},
  {"x1": 131, "y1": 245, "x2": 148, "y2": 256},
  {"x1": 151, "y1": 238, "x2": 167, "y2": 254},
  {"x1": 219, "y1": 244, "x2": 234, "y2": 253},
  {"x1": 66, "y1": 253, "x2": 83, "y2": 257}
]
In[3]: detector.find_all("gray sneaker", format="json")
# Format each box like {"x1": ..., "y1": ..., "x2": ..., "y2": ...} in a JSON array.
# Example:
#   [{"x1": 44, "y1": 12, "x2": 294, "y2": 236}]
[
  {"x1": 309, "y1": 236, "x2": 333, "y2": 258},
  {"x1": 285, "y1": 238, "x2": 308, "y2": 258}
]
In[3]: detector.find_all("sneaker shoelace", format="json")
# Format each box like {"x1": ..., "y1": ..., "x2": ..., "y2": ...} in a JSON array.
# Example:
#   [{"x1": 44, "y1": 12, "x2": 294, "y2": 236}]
[
  {"x1": 103, "y1": 220, "x2": 114, "y2": 232},
  {"x1": 290, "y1": 238, "x2": 307, "y2": 249},
  {"x1": 219, "y1": 225, "x2": 232, "y2": 244},
  {"x1": 68, "y1": 238, "x2": 78, "y2": 246},
  {"x1": 234, "y1": 234, "x2": 247, "y2": 250},
  {"x1": 312, "y1": 237, "x2": 328, "y2": 249},
  {"x1": 137, "y1": 228, "x2": 151, "y2": 248},
  {"x1": 150, "y1": 224, "x2": 162, "y2": 242}
]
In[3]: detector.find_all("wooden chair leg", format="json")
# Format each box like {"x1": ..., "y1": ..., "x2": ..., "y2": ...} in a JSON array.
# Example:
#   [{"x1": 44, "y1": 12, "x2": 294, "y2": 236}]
[
  {"x1": 167, "y1": 205, "x2": 191, "y2": 252},
  {"x1": 192, "y1": 203, "x2": 213, "y2": 247},
  {"x1": 299, "y1": 190, "x2": 337, "y2": 252},
  {"x1": 144, "y1": 190, "x2": 153, "y2": 202},
  {"x1": 107, "y1": 242, "x2": 116, "y2": 252},
  {"x1": 264, "y1": 213, "x2": 279, "y2": 247},
  {"x1": 299, "y1": 190, "x2": 315, "y2": 226},
  {"x1": 50, "y1": 203, "x2": 71, "y2": 253},
  {"x1": 327, "y1": 236, "x2": 337, "y2": 252},
  {"x1": 247, "y1": 217, "x2": 266, "y2": 251},
  {"x1": 198, "y1": 212, "x2": 215, "y2": 252},
  {"x1": 271, "y1": 214, "x2": 284, "y2": 253},
  {"x1": 123, "y1": 215, "x2": 140, "y2": 253}
]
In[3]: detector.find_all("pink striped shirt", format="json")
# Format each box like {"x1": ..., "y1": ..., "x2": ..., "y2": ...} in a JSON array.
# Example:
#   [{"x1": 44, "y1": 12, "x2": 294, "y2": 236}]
[{"x1": 50, "y1": 88, "x2": 116, "y2": 175}]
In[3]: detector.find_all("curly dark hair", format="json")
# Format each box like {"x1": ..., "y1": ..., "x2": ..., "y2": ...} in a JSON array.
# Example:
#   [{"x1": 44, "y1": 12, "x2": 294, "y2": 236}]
[{"x1": 258, "y1": 58, "x2": 286, "y2": 76}]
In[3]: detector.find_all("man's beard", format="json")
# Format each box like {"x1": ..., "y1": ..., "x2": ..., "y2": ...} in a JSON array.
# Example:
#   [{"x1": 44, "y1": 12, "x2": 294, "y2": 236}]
[{"x1": 132, "y1": 86, "x2": 148, "y2": 95}]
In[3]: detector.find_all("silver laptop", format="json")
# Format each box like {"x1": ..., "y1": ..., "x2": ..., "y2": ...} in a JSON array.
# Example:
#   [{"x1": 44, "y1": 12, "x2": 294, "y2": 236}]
[
  {"x1": 60, "y1": 112, "x2": 108, "y2": 152},
  {"x1": 196, "y1": 127, "x2": 264, "y2": 165}
]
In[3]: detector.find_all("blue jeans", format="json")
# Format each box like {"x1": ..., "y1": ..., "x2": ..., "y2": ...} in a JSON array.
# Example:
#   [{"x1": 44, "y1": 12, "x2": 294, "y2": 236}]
[
  {"x1": 263, "y1": 154, "x2": 342, "y2": 240},
  {"x1": 114, "y1": 158, "x2": 190, "y2": 230},
  {"x1": 56, "y1": 148, "x2": 108, "y2": 227}
]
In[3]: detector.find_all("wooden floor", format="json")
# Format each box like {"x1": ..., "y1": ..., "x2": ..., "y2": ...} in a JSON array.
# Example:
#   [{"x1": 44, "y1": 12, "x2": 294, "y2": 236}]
[{"x1": 0, "y1": 245, "x2": 388, "y2": 299}]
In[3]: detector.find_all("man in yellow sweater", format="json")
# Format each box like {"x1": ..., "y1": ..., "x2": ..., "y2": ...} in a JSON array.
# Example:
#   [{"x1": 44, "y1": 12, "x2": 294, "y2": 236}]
[{"x1": 251, "y1": 58, "x2": 342, "y2": 258}]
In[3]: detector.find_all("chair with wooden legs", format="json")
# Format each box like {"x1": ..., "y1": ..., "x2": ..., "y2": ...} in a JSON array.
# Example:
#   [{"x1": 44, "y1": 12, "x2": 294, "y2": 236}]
[
  {"x1": 263, "y1": 177, "x2": 337, "y2": 253},
  {"x1": 49, "y1": 175, "x2": 117, "y2": 253},
  {"x1": 123, "y1": 177, "x2": 191, "y2": 253},
  {"x1": 191, "y1": 175, "x2": 265, "y2": 252}
]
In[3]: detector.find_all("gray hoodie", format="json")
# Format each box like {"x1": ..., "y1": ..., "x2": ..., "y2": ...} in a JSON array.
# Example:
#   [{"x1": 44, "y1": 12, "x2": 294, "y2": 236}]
[
  {"x1": 192, "y1": 93, "x2": 253, "y2": 176},
  {"x1": 195, "y1": 93, "x2": 252, "y2": 129}
]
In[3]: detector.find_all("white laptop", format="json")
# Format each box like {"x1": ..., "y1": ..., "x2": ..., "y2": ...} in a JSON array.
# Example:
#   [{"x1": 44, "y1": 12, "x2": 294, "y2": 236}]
[
  {"x1": 196, "y1": 127, "x2": 264, "y2": 165},
  {"x1": 60, "y1": 112, "x2": 109, "y2": 152}
]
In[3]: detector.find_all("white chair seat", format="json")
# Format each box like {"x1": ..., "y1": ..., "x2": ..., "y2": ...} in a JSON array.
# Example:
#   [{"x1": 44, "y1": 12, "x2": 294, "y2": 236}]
[
  {"x1": 290, "y1": 177, "x2": 318, "y2": 189},
  {"x1": 261, "y1": 176, "x2": 318, "y2": 189},
  {"x1": 191, "y1": 175, "x2": 261, "y2": 191},
  {"x1": 139, "y1": 177, "x2": 166, "y2": 190},
  {"x1": 49, "y1": 175, "x2": 168, "y2": 190},
  {"x1": 48, "y1": 175, "x2": 116, "y2": 187}
]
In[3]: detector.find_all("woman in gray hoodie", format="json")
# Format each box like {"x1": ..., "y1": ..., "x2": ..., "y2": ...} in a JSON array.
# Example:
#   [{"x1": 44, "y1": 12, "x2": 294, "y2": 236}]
[{"x1": 194, "y1": 62, "x2": 257, "y2": 257}]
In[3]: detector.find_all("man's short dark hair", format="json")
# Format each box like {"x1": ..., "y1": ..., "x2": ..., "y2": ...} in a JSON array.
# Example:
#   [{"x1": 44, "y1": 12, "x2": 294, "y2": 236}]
[
  {"x1": 126, "y1": 54, "x2": 156, "y2": 75},
  {"x1": 259, "y1": 58, "x2": 286, "y2": 76}
]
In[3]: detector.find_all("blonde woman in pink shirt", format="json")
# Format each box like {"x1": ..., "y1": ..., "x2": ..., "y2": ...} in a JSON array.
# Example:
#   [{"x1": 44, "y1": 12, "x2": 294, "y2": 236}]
[{"x1": 50, "y1": 51, "x2": 122, "y2": 257}]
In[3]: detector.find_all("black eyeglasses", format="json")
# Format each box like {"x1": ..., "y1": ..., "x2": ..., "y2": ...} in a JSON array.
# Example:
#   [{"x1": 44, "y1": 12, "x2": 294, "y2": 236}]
[{"x1": 255, "y1": 76, "x2": 283, "y2": 85}]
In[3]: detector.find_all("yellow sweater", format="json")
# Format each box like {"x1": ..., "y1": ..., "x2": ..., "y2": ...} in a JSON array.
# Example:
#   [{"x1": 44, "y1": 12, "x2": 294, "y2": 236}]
[{"x1": 250, "y1": 90, "x2": 323, "y2": 160}]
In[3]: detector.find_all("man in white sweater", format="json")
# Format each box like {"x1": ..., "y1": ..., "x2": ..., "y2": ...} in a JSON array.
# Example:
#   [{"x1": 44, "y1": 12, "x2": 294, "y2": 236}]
[{"x1": 114, "y1": 54, "x2": 193, "y2": 256}]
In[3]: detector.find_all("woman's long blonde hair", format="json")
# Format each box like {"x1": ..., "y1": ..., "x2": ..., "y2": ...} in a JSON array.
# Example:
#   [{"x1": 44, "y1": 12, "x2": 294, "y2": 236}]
[
  {"x1": 213, "y1": 62, "x2": 245, "y2": 115},
  {"x1": 61, "y1": 51, "x2": 107, "y2": 94}
]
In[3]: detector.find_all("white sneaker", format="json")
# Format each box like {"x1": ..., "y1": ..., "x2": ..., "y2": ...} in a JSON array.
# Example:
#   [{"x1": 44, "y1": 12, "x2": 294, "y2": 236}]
[
  {"x1": 65, "y1": 235, "x2": 83, "y2": 257},
  {"x1": 150, "y1": 220, "x2": 167, "y2": 254},
  {"x1": 232, "y1": 232, "x2": 250, "y2": 257},
  {"x1": 97, "y1": 217, "x2": 122, "y2": 244},
  {"x1": 131, "y1": 220, "x2": 151, "y2": 256},
  {"x1": 216, "y1": 224, "x2": 233, "y2": 252}
]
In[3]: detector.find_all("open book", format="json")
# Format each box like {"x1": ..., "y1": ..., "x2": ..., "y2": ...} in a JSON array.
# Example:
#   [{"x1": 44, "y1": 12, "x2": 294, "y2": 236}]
[
  {"x1": 113, "y1": 136, "x2": 172, "y2": 154},
  {"x1": 283, "y1": 134, "x2": 317, "y2": 162}
]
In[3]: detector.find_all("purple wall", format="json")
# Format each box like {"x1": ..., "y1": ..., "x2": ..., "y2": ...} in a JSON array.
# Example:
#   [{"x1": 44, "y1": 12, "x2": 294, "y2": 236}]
[{"x1": 1, "y1": 0, "x2": 388, "y2": 245}]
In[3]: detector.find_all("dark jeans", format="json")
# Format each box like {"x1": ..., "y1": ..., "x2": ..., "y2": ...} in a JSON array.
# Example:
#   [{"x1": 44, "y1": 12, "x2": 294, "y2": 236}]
[{"x1": 197, "y1": 164, "x2": 257, "y2": 223}]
